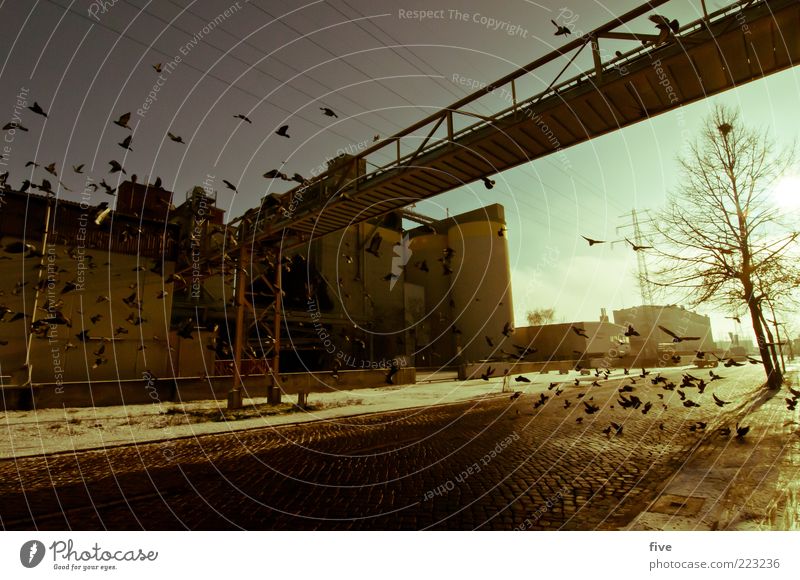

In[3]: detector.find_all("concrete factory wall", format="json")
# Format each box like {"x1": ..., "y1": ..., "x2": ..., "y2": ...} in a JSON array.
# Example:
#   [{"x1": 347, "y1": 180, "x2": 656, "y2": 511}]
[{"x1": 0, "y1": 237, "x2": 178, "y2": 384}]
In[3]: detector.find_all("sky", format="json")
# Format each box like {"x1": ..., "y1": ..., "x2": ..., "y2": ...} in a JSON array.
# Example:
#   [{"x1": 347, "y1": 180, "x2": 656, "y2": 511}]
[{"x1": 1, "y1": 0, "x2": 798, "y2": 344}]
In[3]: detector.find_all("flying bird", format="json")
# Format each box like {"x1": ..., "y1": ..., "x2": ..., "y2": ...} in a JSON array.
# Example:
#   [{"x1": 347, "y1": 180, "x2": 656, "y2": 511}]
[
  {"x1": 233, "y1": 114, "x2": 252, "y2": 123},
  {"x1": 320, "y1": 107, "x2": 338, "y2": 118},
  {"x1": 581, "y1": 235, "x2": 605, "y2": 246},
  {"x1": 515, "y1": 376, "x2": 531, "y2": 383},
  {"x1": 658, "y1": 325, "x2": 700, "y2": 343},
  {"x1": 3, "y1": 122, "x2": 28, "y2": 131},
  {"x1": 223, "y1": 180, "x2": 237, "y2": 192},
  {"x1": 571, "y1": 326, "x2": 589, "y2": 339},
  {"x1": 118, "y1": 135, "x2": 133, "y2": 151},
  {"x1": 624, "y1": 324, "x2": 640, "y2": 337},
  {"x1": 167, "y1": 132, "x2": 184, "y2": 144},
  {"x1": 712, "y1": 393, "x2": 730, "y2": 407},
  {"x1": 551, "y1": 19, "x2": 571, "y2": 36},
  {"x1": 275, "y1": 125, "x2": 290, "y2": 138},
  {"x1": 28, "y1": 102, "x2": 48, "y2": 117},
  {"x1": 649, "y1": 14, "x2": 680, "y2": 45},
  {"x1": 153, "y1": 63, "x2": 163, "y2": 72},
  {"x1": 108, "y1": 160, "x2": 126, "y2": 174},
  {"x1": 481, "y1": 176, "x2": 495, "y2": 190},
  {"x1": 114, "y1": 112, "x2": 131, "y2": 130},
  {"x1": 263, "y1": 169, "x2": 289, "y2": 180},
  {"x1": 626, "y1": 238, "x2": 652, "y2": 251}
]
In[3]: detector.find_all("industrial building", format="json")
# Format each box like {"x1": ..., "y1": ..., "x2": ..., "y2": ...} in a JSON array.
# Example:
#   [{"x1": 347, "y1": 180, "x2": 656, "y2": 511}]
[
  {"x1": 512, "y1": 320, "x2": 630, "y2": 364},
  {"x1": 612, "y1": 304, "x2": 715, "y2": 362},
  {"x1": 0, "y1": 185, "x2": 181, "y2": 384},
  {"x1": 1, "y1": 166, "x2": 514, "y2": 388}
]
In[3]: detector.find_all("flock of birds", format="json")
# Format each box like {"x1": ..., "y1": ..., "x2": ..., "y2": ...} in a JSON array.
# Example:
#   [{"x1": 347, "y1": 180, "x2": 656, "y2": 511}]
[
  {"x1": 500, "y1": 364, "x2": 766, "y2": 442},
  {"x1": 0, "y1": 66, "x2": 351, "y2": 203},
  {"x1": 1, "y1": 10, "x2": 688, "y2": 207},
  {"x1": 0, "y1": 237, "x2": 218, "y2": 369}
]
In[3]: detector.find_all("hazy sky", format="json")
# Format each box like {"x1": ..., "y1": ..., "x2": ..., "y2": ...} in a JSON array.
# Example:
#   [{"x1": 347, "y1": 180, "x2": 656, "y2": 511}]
[{"x1": 1, "y1": 0, "x2": 798, "y2": 342}]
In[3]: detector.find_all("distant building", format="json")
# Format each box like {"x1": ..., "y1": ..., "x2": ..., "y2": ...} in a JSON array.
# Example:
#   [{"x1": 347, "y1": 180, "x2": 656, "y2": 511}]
[
  {"x1": 613, "y1": 304, "x2": 715, "y2": 361},
  {"x1": 513, "y1": 321, "x2": 629, "y2": 363}
]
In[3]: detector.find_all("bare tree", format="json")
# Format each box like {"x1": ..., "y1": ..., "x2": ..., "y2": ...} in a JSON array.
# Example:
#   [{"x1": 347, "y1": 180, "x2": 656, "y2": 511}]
[
  {"x1": 527, "y1": 307, "x2": 556, "y2": 326},
  {"x1": 645, "y1": 105, "x2": 798, "y2": 388}
]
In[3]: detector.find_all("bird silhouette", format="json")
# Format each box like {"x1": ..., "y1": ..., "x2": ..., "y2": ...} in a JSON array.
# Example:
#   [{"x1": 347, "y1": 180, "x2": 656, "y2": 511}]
[
  {"x1": 624, "y1": 324, "x2": 640, "y2": 337},
  {"x1": 481, "y1": 176, "x2": 495, "y2": 189},
  {"x1": 118, "y1": 135, "x2": 133, "y2": 151},
  {"x1": 114, "y1": 112, "x2": 131, "y2": 130},
  {"x1": 735, "y1": 424, "x2": 750, "y2": 439},
  {"x1": 276, "y1": 125, "x2": 290, "y2": 138},
  {"x1": 234, "y1": 114, "x2": 252, "y2": 123},
  {"x1": 649, "y1": 14, "x2": 679, "y2": 45},
  {"x1": 481, "y1": 366, "x2": 495, "y2": 381},
  {"x1": 223, "y1": 180, "x2": 237, "y2": 192},
  {"x1": 320, "y1": 107, "x2": 338, "y2": 118},
  {"x1": 724, "y1": 358, "x2": 744, "y2": 367},
  {"x1": 550, "y1": 19, "x2": 571, "y2": 36},
  {"x1": 167, "y1": 132, "x2": 184, "y2": 144},
  {"x1": 533, "y1": 393, "x2": 549, "y2": 409},
  {"x1": 709, "y1": 370, "x2": 723, "y2": 381},
  {"x1": 263, "y1": 169, "x2": 289, "y2": 180},
  {"x1": 712, "y1": 393, "x2": 730, "y2": 407},
  {"x1": 583, "y1": 401, "x2": 600, "y2": 414},
  {"x1": 625, "y1": 238, "x2": 652, "y2": 251},
  {"x1": 509, "y1": 391, "x2": 522, "y2": 401},
  {"x1": 3, "y1": 122, "x2": 28, "y2": 132},
  {"x1": 571, "y1": 326, "x2": 589, "y2": 338},
  {"x1": 28, "y1": 102, "x2": 48, "y2": 117},
  {"x1": 658, "y1": 325, "x2": 700, "y2": 343},
  {"x1": 153, "y1": 63, "x2": 163, "y2": 72},
  {"x1": 581, "y1": 235, "x2": 605, "y2": 246},
  {"x1": 502, "y1": 322, "x2": 513, "y2": 337},
  {"x1": 515, "y1": 376, "x2": 531, "y2": 383},
  {"x1": 108, "y1": 160, "x2": 126, "y2": 174}
]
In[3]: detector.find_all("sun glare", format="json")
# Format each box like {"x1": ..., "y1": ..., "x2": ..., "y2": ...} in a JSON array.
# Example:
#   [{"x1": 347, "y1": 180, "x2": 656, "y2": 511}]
[{"x1": 772, "y1": 174, "x2": 800, "y2": 210}]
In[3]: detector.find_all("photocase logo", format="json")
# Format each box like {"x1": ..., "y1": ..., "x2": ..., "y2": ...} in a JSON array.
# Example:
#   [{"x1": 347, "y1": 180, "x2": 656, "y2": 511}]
[
  {"x1": 20, "y1": 540, "x2": 46, "y2": 568},
  {"x1": 389, "y1": 234, "x2": 412, "y2": 291}
]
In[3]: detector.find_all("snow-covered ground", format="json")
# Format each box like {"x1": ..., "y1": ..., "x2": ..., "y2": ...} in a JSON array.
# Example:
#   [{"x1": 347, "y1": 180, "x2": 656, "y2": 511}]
[{"x1": 1, "y1": 369, "x2": 577, "y2": 459}]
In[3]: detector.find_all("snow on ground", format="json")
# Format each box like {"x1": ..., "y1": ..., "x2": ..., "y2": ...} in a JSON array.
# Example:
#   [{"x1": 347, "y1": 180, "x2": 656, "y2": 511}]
[{"x1": 0, "y1": 369, "x2": 588, "y2": 459}]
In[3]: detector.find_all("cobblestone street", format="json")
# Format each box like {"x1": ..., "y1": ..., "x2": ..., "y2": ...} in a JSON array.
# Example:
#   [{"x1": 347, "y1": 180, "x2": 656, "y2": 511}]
[{"x1": 1, "y1": 366, "x2": 796, "y2": 530}]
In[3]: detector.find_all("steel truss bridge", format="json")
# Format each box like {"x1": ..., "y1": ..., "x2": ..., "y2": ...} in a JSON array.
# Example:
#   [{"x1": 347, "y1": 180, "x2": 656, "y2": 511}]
[{"x1": 175, "y1": 0, "x2": 799, "y2": 405}]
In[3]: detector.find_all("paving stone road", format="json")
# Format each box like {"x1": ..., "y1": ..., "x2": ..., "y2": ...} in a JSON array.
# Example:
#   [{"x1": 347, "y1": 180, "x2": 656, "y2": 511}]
[{"x1": 0, "y1": 366, "x2": 783, "y2": 530}]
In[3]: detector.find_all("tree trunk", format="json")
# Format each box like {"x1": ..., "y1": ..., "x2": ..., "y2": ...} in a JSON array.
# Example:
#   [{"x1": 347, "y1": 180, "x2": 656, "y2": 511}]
[
  {"x1": 747, "y1": 300, "x2": 782, "y2": 388},
  {"x1": 759, "y1": 312, "x2": 782, "y2": 373}
]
